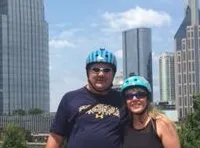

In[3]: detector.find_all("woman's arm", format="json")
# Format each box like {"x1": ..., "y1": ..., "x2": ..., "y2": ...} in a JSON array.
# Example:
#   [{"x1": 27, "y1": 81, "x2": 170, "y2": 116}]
[{"x1": 156, "y1": 117, "x2": 181, "y2": 148}]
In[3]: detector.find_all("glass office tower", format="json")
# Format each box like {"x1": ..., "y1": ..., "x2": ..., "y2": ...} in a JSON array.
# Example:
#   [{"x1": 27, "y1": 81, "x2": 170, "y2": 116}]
[
  {"x1": 159, "y1": 52, "x2": 175, "y2": 104},
  {"x1": 122, "y1": 28, "x2": 153, "y2": 95},
  {"x1": 0, "y1": 0, "x2": 49, "y2": 115}
]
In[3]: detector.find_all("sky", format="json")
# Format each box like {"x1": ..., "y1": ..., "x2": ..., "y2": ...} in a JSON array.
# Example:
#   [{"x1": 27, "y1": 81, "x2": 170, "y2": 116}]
[{"x1": 44, "y1": 0, "x2": 189, "y2": 112}]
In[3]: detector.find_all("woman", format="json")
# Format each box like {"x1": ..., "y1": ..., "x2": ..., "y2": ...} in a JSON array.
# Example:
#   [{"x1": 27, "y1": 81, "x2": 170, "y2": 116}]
[{"x1": 120, "y1": 76, "x2": 180, "y2": 148}]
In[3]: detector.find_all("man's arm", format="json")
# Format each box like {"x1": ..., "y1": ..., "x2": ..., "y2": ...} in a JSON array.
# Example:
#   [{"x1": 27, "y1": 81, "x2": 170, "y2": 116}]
[
  {"x1": 47, "y1": 93, "x2": 69, "y2": 148},
  {"x1": 46, "y1": 133, "x2": 64, "y2": 148}
]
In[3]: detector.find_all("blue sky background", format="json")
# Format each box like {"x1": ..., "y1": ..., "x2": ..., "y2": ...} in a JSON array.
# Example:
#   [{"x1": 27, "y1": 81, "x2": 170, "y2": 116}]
[{"x1": 44, "y1": 0, "x2": 189, "y2": 112}]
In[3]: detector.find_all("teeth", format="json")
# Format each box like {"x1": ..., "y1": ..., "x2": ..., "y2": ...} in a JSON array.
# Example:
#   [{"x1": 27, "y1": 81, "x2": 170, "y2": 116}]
[{"x1": 131, "y1": 104, "x2": 141, "y2": 107}]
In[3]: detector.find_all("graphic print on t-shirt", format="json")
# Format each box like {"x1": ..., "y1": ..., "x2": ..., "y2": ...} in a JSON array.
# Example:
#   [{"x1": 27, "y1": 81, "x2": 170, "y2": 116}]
[{"x1": 79, "y1": 104, "x2": 120, "y2": 119}]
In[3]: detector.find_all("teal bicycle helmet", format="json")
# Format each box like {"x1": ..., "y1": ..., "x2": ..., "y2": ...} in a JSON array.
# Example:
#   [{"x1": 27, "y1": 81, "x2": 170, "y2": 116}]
[
  {"x1": 121, "y1": 76, "x2": 152, "y2": 115},
  {"x1": 86, "y1": 48, "x2": 117, "y2": 73},
  {"x1": 121, "y1": 76, "x2": 152, "y2": 94}
]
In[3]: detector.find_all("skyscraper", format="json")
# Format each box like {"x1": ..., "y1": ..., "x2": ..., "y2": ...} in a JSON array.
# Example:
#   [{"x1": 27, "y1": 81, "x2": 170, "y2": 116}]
[
  {"x1": 159, "y1": 52, "x2": 175, "y2": 104},
  {"x1": 0, "y1": 0, "x2": 49, "y2": 115},
  {"x1": 122, "y1": 28, "x2": 153, "y2": 92},
  {"x1": 174, "y1": 0, "x2": 199, "y2": 119}
]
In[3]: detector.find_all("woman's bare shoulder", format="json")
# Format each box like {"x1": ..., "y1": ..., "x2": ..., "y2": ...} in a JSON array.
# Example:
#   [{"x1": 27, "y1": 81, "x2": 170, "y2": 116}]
[{"x1": 155, "y1": 115, "x2": 177, "y2": 137}]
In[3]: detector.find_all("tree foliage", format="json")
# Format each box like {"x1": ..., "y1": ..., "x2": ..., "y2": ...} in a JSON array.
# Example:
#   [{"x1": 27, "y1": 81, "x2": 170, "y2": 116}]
[
  {"x1": 178, "y1": 94, "x2": 200, "y2": 148},
  {"x1": 28, "y1": 108, "x2": 44, "y2": 115},
  {"x1": 12, "y1": 109, "x2": 26, "y2": 116},
  {"x1": 2, "y1": 124, "x2": 28, "y2": 148}
]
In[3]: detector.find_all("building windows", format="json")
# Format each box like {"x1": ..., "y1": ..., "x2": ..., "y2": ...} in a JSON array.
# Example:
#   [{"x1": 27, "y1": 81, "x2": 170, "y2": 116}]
[
  {"x1": 177, "y1": 55, "x2": 180, "y2": 62},
  {"x1": 179, "y1": 97, "x2": 182, "y2": 106},
  {"x1": 178, "y1": 75, "x2": 181, "y2": 83},
  {"x1": 191, "y1": 39, "x2": 194, "y2": 49},
  {"x1": 182, "y1": 42, "x2": 186, "y2": 50},
  {"x1": 179, "y1": 109, "x2": 182, "y2": 119},
  {"x1": 191, "y1": 31, "x2": 194, "y2": 37},
  {"x1": 183, "y1": 74, "x2": 187, "y2": 83},
  {"x1": 187, "y1": 32, "x2": 190, "y2": 38},
  {"x1": 178, "y1": 86, "x2": 182, "y2": 95},
  {"x1": 178, "y1": 64, "x2": 181, "y2": 72},
  {"x1": 188, "y1": 62, "x2": 191, "y2": 71}
]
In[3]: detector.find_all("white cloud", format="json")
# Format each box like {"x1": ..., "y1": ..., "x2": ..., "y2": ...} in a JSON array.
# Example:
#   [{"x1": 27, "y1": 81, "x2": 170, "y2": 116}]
[
  {"x1": 49, "y1": 39, "x2": 75, "y2": 49},
  {"x1": 90, "y1": 23, "x2": 99, "y2": 27},
  {"x1": 115, "y1": 49, "x2": 122, "y2": 59},
  {"x1": 58, "y1": 28, "x2": 83, "y2": 39},
  {"x1": 49, "y1": 28, "x2": 85, "y2": 50},
  {"x1": 102, "y1": 6, "x2": 171, "y2": 31},
  {"x1": 51, "y1": 23, "x2": 68, "y2": 28}
]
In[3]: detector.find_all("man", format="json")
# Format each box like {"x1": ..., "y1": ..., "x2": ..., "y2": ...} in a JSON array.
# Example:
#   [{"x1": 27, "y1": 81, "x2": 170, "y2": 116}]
[{"x1": 46, "y1": 48, "x2": 126, "y2": 148}]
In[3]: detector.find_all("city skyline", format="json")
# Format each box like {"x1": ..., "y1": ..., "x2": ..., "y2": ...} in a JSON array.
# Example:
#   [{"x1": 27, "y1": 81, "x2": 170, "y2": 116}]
[
  {"x1": 0, "y1": 0, "x2": 49, "y2": 114},
  {"x1": 45, "y1": 0, "x2": 189, "y2": 112}
]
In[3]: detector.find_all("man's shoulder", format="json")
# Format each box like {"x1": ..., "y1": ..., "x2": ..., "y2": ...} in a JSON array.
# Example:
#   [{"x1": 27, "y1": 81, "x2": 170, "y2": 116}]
[
  {"x1": 109, "y1": 89, "x2": 121, "y2": 95},
  {"x1": 108, "y1": 89, "x2": 123, "y2": 107},
  {"x1": 64, "y1": 87, "x2": 86, "y2": 96},
  {"x1": 61, "y1": 87, "x2": 87, "y2": 102}
]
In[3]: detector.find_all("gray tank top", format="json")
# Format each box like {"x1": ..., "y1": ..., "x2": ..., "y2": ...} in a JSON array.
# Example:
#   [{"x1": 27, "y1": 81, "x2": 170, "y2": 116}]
[{"x1": 122, "y1": 119, "x2": 164, "y2": 148}]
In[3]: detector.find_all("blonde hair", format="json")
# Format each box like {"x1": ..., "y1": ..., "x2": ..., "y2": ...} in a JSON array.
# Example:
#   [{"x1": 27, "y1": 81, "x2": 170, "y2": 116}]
[
  {"x1": 148, "y1": 106, "x2": 176, "y2": 128},
  {"x1": 131, "y1": 87, "x2": 147, "y2": 93}
]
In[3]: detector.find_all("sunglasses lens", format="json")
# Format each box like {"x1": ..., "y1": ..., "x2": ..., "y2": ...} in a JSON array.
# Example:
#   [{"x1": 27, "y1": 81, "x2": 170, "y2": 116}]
[
  {"x1": 137, "y1": 92, "x2": 147, "y2": 98},
  {"x1": 124, "y1": 94, "x2": 134, "y2": 100},
  {"x1": 103, "y1": 68, "x2": 111, "y2": 72},
  {"x1": 125, "y1": 92, "x2": 147, "y2": 100},
  {"x1": 92, "y1": 68, "x2": 100, "y2": 72},
  {"x1": 91, "y1": 67, "x2": 111, "y2": 73}
]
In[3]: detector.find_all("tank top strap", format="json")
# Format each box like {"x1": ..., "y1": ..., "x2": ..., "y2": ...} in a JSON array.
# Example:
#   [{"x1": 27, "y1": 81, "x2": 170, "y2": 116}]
[
  {"x1": 150, "y1": 118, "x2": 157, "y2": 132},
  {"x1": 150, "y1": 118, "x2": 162, "y2": 143}
]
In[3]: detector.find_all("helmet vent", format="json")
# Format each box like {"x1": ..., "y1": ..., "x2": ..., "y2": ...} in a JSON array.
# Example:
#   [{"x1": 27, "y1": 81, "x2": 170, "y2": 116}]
[
  {"x1": 100, "y1": 48, "x2": 105, "y2": 51},
  {"x1": 86, "y1": 48, "x2": 117, "y2": 72}
]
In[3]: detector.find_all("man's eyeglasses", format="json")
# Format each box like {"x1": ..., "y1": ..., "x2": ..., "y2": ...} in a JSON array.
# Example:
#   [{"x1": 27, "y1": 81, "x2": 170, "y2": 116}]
[
  {"x1": 124, "y1": 92, "x2": 148, "y2": 100},
  {"x1": 91, "y1": 67, "x2": 112, "y2": 73}
]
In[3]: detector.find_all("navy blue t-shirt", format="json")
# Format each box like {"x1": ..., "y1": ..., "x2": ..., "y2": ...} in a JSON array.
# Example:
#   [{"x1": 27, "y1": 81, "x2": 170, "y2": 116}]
[{"x1": 50, "y1": 86, "x2": 127, "y2": 148}]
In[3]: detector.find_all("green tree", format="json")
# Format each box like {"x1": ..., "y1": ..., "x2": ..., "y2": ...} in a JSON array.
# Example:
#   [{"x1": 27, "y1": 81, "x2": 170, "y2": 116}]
[
  {"x1": 2, "y1": 124, "x2": 28, "y2": 148},
  {"x1": 28, "y1": 108, "x2": 44, "y2": 115},
  {"x1": 12, "y1": 109, "x2": 26, "y2": 116},
  {"x1": 24, "y1": 129, "x2": 33, "y2": 142},
  {"x1": 178, "y1": 94, "x2": 200, "y2": 148}
]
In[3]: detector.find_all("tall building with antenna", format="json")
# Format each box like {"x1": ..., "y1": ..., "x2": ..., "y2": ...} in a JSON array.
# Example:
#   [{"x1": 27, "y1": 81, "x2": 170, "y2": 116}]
[
  {"x1": 174, "y1": 0, "x2": 200, "y2": 119},
  {"x1": 0, "y1": 0, "x2": 49, "y2": 115}
]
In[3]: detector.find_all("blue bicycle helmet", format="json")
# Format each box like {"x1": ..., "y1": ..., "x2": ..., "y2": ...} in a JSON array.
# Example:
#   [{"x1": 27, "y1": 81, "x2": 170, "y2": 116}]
[
  {"x1": 121, "y1": 76, "x2": 152, "y2": 94},
  {"x1": 86, "y1": 48, "x2": 117, "y2": 73}
]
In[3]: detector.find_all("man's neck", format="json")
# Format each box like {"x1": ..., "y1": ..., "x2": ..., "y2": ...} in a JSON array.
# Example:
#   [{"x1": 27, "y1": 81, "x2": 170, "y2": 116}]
[{"x1": 86, "y1": 84, "x2": 109, "y2": 95}]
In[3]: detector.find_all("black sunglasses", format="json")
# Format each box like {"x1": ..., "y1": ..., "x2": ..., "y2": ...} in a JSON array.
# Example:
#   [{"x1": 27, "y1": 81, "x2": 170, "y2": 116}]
[
  {"x1": 91, "y1": 67, "x2": 112, "y2": 73},
  {"x1": 124, "y1": 92, "x2": 148, "y2": 100}
]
